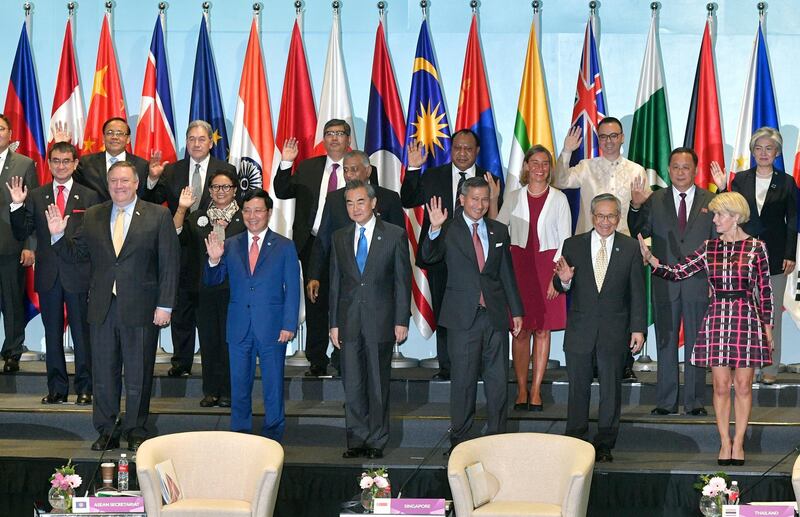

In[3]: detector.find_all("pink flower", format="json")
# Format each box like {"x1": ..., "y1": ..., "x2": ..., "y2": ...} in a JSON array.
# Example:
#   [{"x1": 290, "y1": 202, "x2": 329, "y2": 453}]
[
  {"x1": 360, "y1": 477, "x2": 374, "y2": 490},
  {"x1": 65, "y1": 474, "x2": 82, "y2": 489},
  {"x1": 374, "y1": 476, "x2": 389, "y2": 489},
  {"x1": 51, "y1": 472, "x2": 65, "y2": 488},
  {"x1": 702, "y1": 485, "x2": 716, "y2": 497},
  {"x1": 708, "y1": 477, "x2": 727, "y2": 493}
]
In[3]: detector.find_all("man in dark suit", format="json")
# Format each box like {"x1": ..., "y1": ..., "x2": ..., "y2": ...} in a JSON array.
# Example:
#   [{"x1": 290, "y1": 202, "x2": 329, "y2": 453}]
[
  {"x1": 274, "y1": 119, "x2": 378, "y2": 377},
  {"x1": 8, "y1": 142, "x2": 100, "y2": 404},
  {"x1": 145, "y1": 119, "x2": 237, "y2": 377},
  {"x1": 401, "y1": 129, "x2": 495, "y2": 380},
  {"x1": 46, "y1": 161, "x2": 179, "y2": 451},
  {"x1": 329, "y1": 180, "x2": 411, "y2": 459},
  {"x1": 554, "y1": 193, "x2": 646, "y2": 463},
  {"x1": 0, "y1": 113, "x2": 38, "y2": 373},
  {"x1": 419, "y1": 177, "x2": 523, "y2": 449},
  {"x1": 629, "y1": 147, "x2": 716, "y2": 416},
  {"x1": 204, "y1": 189, "x2": 300, "y2": 442}
]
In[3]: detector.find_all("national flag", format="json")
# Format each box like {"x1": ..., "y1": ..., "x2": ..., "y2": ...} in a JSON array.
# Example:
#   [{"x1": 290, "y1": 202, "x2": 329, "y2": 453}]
[
  {"x1": 729, "y1": 17, "x2": 782, "y2": 185},
  {"x1": 189, "y1": 13, "x2": 229, "y2": 161},
  {"x1": 134, "y1": 13, "x2": 177, "y2": 164},
  {"x1": 228, "y1": 17, "x2": 279, "y2": 230},
  {"x1": 684, "y1": 17, "x2": 724, "y2": 190},
  {"x1": 49, "y1": 15, "x2": 85, "y2": 156},
  {"x1": 312, "y1": 10, "x2": 356, "y2": 155},
  {"x1": 505, "y1": 11, "x2": 554, "y2": 195},
  {"x1": 83, "y1": 12, "x2": 127, "y2": 155},
  {"x1": 400, "y1": 18, "x2": 452, "y2": 339},
  {"x1": 455, "y1": 14, "x2": 502, "y2": 186},
  {"x1": 629, "y1": 10, "x2": 671, "y2": 190}
]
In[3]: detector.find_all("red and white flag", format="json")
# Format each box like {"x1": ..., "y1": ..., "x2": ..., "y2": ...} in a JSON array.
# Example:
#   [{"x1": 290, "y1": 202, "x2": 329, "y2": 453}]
[
  {"x1": 48, "y1": 15, "x2": 84, "y2": 153},
  {"x1": 312, "y1": 10, "x2": 356, "y2": 155}
]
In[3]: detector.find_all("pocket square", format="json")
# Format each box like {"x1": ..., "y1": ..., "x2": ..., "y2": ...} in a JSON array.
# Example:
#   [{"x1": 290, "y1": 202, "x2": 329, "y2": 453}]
[
  {"x1": 700, "y1": 207, "x2": 708, "y2": 213},
  {"x1": 494, "y1": 242, "x2": 502, "y2": 248},
  {"x1": 71, "y1": 209, "x2": 86, "y2": 214}
]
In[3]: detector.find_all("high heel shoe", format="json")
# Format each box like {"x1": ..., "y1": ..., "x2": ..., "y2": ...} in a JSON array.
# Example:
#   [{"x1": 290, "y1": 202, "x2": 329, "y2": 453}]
[
  {"x1": 730, "y1": 458, "x2": 745, "y2": 466},
  {"x1": 513, "y1": 402, "x2": 529, "y2": 411},
  {"x1": 717, "y1": 458, "x2": 732, "y2": 466}
]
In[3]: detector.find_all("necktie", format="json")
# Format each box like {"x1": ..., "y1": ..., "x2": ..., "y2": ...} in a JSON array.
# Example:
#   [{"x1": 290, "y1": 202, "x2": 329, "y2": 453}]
[
  {"x1": 356, "y1": 227, "x2": 368, "y2": 274},
  {"x1": 454, "y1": 171, "x2": 467, "y2": 209},
  {"x1": 594, "y1": 237, "x2": 608, "y2": 292},
  {"x1": 112, "y1": 208, "x2": 125, "y2": 295},
  {"x1": 191, "y1": 163, "x2": 202, "y2": 212},
  {"x1": 472, "y1": 222, "x2": 486, "y2": 306},
  {"x1": 328, "y1": 163, "x2": 340, "y2": 193},
  {"x1": 108, "y1": 156, "x2": 118, "y2": 168},
  {"x1": 678, "y1": 192, "x2": 687, "y2": 233},
  {"x1": 56, "y1": 185, "x2": 66, "y2": 216},
  {"x1": 249, "y1": 235, "x2": 260, "y2": 274}
]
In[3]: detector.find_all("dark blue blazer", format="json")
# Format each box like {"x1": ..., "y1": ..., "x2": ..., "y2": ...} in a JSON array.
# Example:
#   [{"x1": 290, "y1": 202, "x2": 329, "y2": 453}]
[{"x1": 204, "y1": 229, "x2": 300, "y2": 345}]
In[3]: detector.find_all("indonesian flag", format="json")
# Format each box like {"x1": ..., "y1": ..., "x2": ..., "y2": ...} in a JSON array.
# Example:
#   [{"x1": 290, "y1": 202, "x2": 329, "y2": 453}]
[
  {"x1": 83, "y1": 12, "x2": 128, "y2": 154},
  {"x1": 312, "y1": 10, "x2": 357, "y2": 155},
  {"x1": 48, "y1": 16, "x2": 85, "y2": 155},
  {"x1": 134, "y1": 13, "x2": 177, "y2": 163}
]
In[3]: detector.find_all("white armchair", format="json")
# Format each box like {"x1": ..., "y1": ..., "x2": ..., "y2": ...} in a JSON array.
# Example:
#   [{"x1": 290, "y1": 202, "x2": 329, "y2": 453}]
[
  {"x1": 792, "y1": 454, "x2": 800, "y2": 508},
  {"x1": 447, "y1": 433, "x2": 595, "y2": 517},
  {"x1": 135, "y1": 431, "x2": 284, "y2": 517}
]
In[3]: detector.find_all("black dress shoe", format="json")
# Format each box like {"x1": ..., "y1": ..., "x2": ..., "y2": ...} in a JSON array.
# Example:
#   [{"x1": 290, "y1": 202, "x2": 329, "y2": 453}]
[
  {"x1": 3, "y1": 357, "x2": 19, "y2": 373},
  {"x1": 367, "y1": 448, "x2": 384, "y2": 459},
  {"x1": 75, "y1": 393, "x2": 92, "y2": 405},
  {"x1": 199, "y1": 395, "x2": 219, "y2": 407},
  {"x1": 687, "y1": 407, "x2": 708, "y2": 416},
  {"x1": 595, "y1": 449, "x2": 614, "y2": 463},
  {"x1": 304, "y1": 365, "x2": 327, "y2": 377},
  {"x1": 513, "y1": 402, "x2": 528, "y2": 411},
  {"x1": 128, "y1": 436, "x2": 145, "y2": 452},
  {"x1": 167, "y1": 366, "x2": 191, "y2": 377},
  {"x1": 528, "y1": 404, "x2": 543, "y2": 412},
  {"x1": 91, "y1": 434, "x2": 119, "y2": 451},
  {"x1": 42, "y1": 393, "x2": 68, "y2": 404},
  {"x1": 651, "y1": 407, "x2": 676, "y2": 416},
  {"x1": 342, "y1": 447, "x2": 366, "y2": 459},
  {"x1": 622, "y1": 367, "x2": 637, "y2": 382},
  {"x1": 218, "y1": 397, "x2": 231, "y2": 407},
  {"x1": 432, "y1": 369, "x2": 450, "y2": 381}
]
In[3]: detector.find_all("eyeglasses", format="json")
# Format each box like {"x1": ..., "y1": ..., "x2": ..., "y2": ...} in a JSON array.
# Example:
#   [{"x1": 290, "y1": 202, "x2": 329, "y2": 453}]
[
  {"x1": 324, "y1": 130, "x2": 348, "y2": 137},
  {"x1": 49, "y1": 158, "x2": 75, "y2": 167},
  {"x1": 597, "y1": 133, "x2": 622, "y2": 142},
  {"x1": 104, "y1": 130, "x2": 128, "y2": 138},
  {"x1": 593, "y1": 213, "x2": 620, "y2": 222},
  {"x1": 242, "y1": 208, "x2": 269, "y2": 215},
  {"x1": 209, "y1": 184, "x2": 235, "y2": 192}
]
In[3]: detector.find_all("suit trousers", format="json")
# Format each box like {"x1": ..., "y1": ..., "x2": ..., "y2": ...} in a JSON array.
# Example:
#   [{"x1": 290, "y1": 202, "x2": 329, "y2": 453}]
[
  {"x1": 229, "y1": 324, "x2": 287, "y2": 442},
  {"x1": 448, "y1": 308, "x2": 508, "y2": 447},
  {"x1": 39, "y1": 282, "x2": 91, "y2": 396},
  {"x1": 565, "y1": 345, "x2": 627, "y2": 450},
  {"x1": 91, "y1": 296, "x2": 159, "y2": 439},
  {"x1": 299, "y1": 235, "x2": 330, "y2": 369},
  {"x1": 196, "y1": 288, "x2": 231, "y2": 398},
  {"x1": 653, "y1": 294, "x2": 708, "y2": 412},
  {"x1": 762, "y1": 273, "x2": 787, "y2": 377},
  {"x1": 427, "y1": 265, "x2": 450, "y2": 371},
  {"x1": 340, "y1": 337, "x2": 392, "y2": 450},
  {"x1": 170, "y1": 285, "x2": 198, "y2": 370},
  {"x1": 0, "y1": 254, "x2": 26, "y2": 360}
]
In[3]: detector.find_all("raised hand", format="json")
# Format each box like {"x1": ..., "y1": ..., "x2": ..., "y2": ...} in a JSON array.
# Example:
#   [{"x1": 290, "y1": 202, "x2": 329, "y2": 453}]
[
  {"x1": 425, "y1": 196, "x2": 448, "y2": 231},
  {"x1": 281, "y1": 138, "x2": 299, "y2": 162},
  {"x1": 484, "y1": 172, "x2": 501, "y2": 200},
  {"x1": 709, "y1": 161, "x2": 726, "y2": 191},
  {"x1": 6, "y1": 176, "x2": 28, "y2": 204},
  {"x1": 204, "y1": 232, "x2": 225, "y2": 264},
  {"x1": 563, "y1": 126, "x2": 583, "y2": 153},
  {"x1": 630, "y1": 176, "x2": 651, "y2": 209},
  {"x1": 51, "y1": 121, "x2": 72, "y2": 144},
  {"x1": 637, "y1": 233, "x2": 659, "y2": 267},
  {"x1": 148, "y1": 150, "x2": 168, "y2": 181},
  {"x1": 554, "y1": 256, "x2": 575, "y2": 283},
  {"x1": 45, "y1": 203, "x2": 69, "y2": 235},
  {"x1": 178, "y1": 186, "x2": 196, "y2": 210},
  {"x1": 406, "y1": 140, "x2": 427, "y2": 168}
]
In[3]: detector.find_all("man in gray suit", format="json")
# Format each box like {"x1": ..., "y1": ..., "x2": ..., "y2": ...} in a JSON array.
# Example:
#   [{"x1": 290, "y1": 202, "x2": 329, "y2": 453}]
[
  {"x1": 0, "y1": 113, "x2": 38, "y2": 373},
  {"x1": 47, "y1": 161, "x2": 179, "y2": 452},
  {"x1": 555, "y1": 193, "x2": 646, "y2": 463},
  {"x1": 329, "y1": 180, "x2": 411, "y2": 460},
  {"x1": 628, "y1": 147, "x2": 716, "y2": 416}
]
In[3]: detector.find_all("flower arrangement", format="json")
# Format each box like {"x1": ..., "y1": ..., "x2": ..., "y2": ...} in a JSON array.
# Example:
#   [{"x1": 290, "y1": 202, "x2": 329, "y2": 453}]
[
  {"x1": 359, "y1": 467, "x2": 390, "y2": 511},
  {"x1": 694, "y1": 472, "x2": 735, "y2": 516},
  {"x1": 48, "y1": 459, "x2": 82, "y2": 511}
]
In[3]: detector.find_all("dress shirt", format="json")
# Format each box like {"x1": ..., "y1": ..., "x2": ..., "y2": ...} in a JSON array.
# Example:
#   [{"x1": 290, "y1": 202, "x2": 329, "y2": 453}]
[
  {"x1": 109, "y1": 198, "x2": 137, "y2": 239},
  {"x1": 0, "y1": 147, "x2": 9, "y2": 172},
  {"x1": 248, "y1": 228, "x2": 268, "y2": 253},
  {"x1": 451, "y1": 164, "x2": 477, "y2": 210},
  {"x1": 352, "y1": 215, "x2": 376, "y2": 255},
  {"x1": 552, "y1": 153, "x2": 646, "y2": 236},
  {"x1": 427, "y1": 212, "x2": 488, "y2": 262},
  {"x1": 560, "y1": 230, "x2": 616, "y2": 290},
  {"x1": 106, "y1": 151, "x2": 127, "y2": 171},
  {"x1": 672, "y1": 184, "x2": 696, "y2": 215},
  {"x1": 755, "y1": 175, "x2": 771, "y2": 213},
  {"x1": 310, "y1": 157, "x2": 344, "y2": 235}
]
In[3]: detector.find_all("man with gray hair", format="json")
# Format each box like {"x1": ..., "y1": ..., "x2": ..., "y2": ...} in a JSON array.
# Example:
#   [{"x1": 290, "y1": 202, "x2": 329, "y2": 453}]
[
  {"x1": 554, "y1": 193, "x2": 646, "y2": 463},
  {"x1": 145, "y1": 119, "x2": 237, "y2": 378}
]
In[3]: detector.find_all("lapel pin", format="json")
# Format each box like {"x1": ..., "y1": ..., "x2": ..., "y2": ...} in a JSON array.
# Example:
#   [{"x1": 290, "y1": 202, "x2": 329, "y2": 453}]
[
  {"x1": 135, "y1": 211, "x2": 141, "y2": 216},
  {"x1": 267, "y1": 242, "x2": 272, "y2": 246},
  {"x1": 74, "y1": 194, "x2": 79, "y2": 200},
  {"x1": 45, "y1": 194, "x2": 50, "y2": 199},
  {"x1": 377, "y1": 235, "x2": 382, "y2": 240}
]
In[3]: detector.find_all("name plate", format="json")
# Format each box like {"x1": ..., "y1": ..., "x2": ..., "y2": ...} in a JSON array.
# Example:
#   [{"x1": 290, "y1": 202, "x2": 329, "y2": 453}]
[
  {"x1": 722, "y1": 504, "x2": 796, "y2": 517},
  {"x1": 373, "y1": 498, "x2": 446, "y2": 515},
  {"x1": 72, "y1": 496, "x2": 146, "y2": 513}
]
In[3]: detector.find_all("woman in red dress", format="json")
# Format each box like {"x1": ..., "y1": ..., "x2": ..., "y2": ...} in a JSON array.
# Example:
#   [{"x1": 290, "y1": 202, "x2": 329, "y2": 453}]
[
  {"x1": 639, "y1": 192, "x2": 773, "y2": 466},
  {"x1": 497, "y1": 145, "x2": 571, "y2": 411}
]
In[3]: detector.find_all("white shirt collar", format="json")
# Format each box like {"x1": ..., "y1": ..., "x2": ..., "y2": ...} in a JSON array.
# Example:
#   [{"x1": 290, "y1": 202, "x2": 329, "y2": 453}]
[
  {"x1": 357, "y1": 214, "x2": 377, "y2": 233},
  {"x1": 591, "y1": 229, "x2": 615, "y2": 248},
  {"x1": 53, "y1": 177, "x2": 74, "y2": 192},
  {"x1": 0, "y1": 148, "x2": 9, "y2": 163},
  {"x1": 106, "y1": 151, "x2": 126, "y2": 163},
  {"x1": 248, "y1": 228, "x2": 268, "y2": 246},
  {"x1": 191, "y1": 154, "x2": 211, "y2": 170},
  {"x1": 453, "y1": 163, "x2": 477, "y2": 176}
]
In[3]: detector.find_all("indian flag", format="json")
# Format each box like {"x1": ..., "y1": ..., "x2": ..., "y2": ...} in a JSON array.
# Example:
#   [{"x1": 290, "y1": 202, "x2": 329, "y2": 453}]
[{"x1": 505, "y1": 12, "x2": 554, "y2": 196}]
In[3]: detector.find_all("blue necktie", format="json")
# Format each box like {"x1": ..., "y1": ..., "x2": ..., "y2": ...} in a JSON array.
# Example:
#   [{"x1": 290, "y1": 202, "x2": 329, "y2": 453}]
[{"x1": 356, "y1": 227, "x2": 367, "y2": 274}]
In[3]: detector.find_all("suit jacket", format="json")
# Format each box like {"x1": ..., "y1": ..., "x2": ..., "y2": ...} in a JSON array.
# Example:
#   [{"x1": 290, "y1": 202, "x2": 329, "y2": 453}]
[
  {"x1": 52, "y1": 199, "x2": 180, "y2": 326},
  {"x1": 144, "y1": 156, "x2": 237, "y2": 215},
  {"x1": 179, "y1": 207, "x2": 246, "y2": 292},
  {"x1": 10, "y1": 182, "x2": 101, "y2": 293},
  {"x1": 74, "y1": 151, "x2": 150, "y2": 202},
  {"x1": 308, "y1": 186, "x2": 405, "y2": 280},
  {"x1": 627, "y1": 186, "x2": 716, "y2": 303},
  {"x1": 273, "y1": 156, "x2": 380, "y2": 252},
  {"x1": 419, "y1": 213, "x2": 523, "y2": 331},
  {"x1": 554, "y1": 231, "x2": 646, "y2": 354},
  {"x1": 329, "y1": 218, "x2": 411, "y2": 343},
  {"x1": 0, "y1": 150, "x2": 38, "y2": 255},
  {"x1": 204, "y1": 229, "x2": 300, "y2": 346},
  {"x1": 731, "y1": 167, "x2": 798, "y2": 274}
]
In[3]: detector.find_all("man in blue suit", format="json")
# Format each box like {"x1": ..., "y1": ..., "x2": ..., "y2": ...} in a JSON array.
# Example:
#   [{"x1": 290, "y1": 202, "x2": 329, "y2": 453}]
[{"x1": 204, "y1": 189, "x2": 299, "y2": 442}]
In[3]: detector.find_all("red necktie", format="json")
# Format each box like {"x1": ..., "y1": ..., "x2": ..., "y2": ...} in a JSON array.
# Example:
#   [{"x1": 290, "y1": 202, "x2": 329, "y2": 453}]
[
  {"x1": 56, "y1": 185, "x2": 66, "y2": 216},
  {"x1": 472, "y1": 223, "x2": 486, "y2": 306},
  {"x1": 249, "y1": 235, "x2": 260, "y2": 273},
  {"x1": 328, "y1": 163, "x2": 340, "y2": 192},
  {"x1": 678, "y1": 192, "x2": 687, "y2": 233}
]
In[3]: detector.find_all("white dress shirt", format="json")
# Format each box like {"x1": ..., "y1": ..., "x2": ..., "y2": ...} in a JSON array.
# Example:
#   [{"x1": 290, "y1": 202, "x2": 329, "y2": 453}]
[
  {"x1": 451, "y1": 164, "x2": 477, "y2": 210},
  {"x1": 672, "y1": 184, "x2": 696, "y2": 215},
  {"x1": 311, "y1": 157, "x2": 344, "y2": 235},
  {"x1": 106, "y1": 151, "x2": 127, "y2": 171},
  {"x1": 560, "y1": 230, "x2": 616, "y2": 290},
  {"x1": 353, "y1": 215, "x2": 377, "y2": 255},
  {"x1": 755, "y1": 175, "x2": 771, "y2": 214}
]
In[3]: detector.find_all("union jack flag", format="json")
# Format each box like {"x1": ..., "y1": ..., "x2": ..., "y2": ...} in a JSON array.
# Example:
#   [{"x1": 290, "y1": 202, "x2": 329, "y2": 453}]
[{"x1": 569, "y1": 14, "x2": 607, "y2": 166}]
